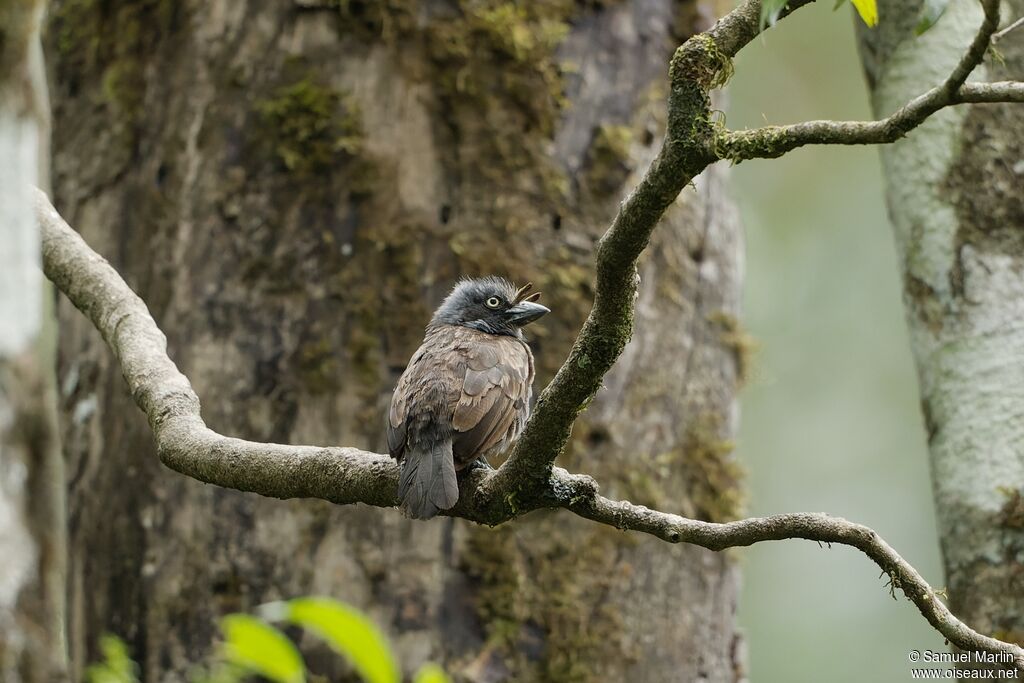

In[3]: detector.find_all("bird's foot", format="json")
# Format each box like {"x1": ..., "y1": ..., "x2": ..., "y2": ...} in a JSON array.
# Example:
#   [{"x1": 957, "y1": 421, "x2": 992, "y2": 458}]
[{"x1": 467, "y1": 457, "x2": 493, "y2": 471}]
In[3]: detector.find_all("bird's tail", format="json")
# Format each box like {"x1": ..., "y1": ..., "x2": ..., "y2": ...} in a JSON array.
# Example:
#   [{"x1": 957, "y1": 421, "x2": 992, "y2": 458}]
[{"x1": 397, "y1": 441, "x2": 458, "y2": 520}]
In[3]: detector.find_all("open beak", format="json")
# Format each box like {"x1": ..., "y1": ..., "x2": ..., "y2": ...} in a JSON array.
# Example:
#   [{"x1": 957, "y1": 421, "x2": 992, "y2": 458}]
[{"x1": 506, "y1": 284, "x2": 549, "y2": 327}]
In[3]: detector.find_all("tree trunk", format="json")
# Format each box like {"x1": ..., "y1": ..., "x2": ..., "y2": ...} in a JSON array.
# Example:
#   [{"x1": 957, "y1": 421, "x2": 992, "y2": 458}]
[
  {"x1": 0, "y1": 1, "x2": 66, "y2": 681},
  {"x1": 47, "y1": 1, "x2": 745, "y2": 680},
  {"x1": 859, "y1": 0, "x2": 1024, "y2": 667}
]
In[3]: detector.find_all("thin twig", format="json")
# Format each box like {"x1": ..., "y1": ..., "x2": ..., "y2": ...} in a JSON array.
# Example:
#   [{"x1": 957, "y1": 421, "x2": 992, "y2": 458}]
[{"x1": 993, "y1": 15, "x2": 1024, "y2": 42}]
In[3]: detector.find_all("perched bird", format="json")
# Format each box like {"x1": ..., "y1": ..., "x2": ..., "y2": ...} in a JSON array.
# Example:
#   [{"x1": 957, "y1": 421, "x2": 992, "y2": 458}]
[{"x1": 387, "y1": 277, "x2": 549, "y2": 519}]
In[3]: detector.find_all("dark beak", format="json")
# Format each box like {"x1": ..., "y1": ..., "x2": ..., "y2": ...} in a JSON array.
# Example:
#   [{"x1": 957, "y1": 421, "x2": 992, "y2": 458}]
[{"x1": 504, "y1": 300, "x2": 550, "y2": 327}]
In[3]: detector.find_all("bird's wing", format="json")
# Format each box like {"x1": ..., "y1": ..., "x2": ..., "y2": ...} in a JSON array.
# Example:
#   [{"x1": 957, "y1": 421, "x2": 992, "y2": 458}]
[
  {"x1": 387, "y1": 380, "x2": 410, "y2": 459},
  {"x1": 452, "y1": 334, "x2": 531, "y2": 464},
  {"x1": 387, "y1": 346, "x2": 429, "y2": 459}
]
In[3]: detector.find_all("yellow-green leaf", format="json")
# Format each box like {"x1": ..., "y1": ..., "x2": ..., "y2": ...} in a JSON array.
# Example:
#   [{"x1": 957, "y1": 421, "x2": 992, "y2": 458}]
[
  {"x1": 285, "y1": 597, "x2": 399, "y2": 683},
  {"x1": 221, "y1": 615, "x2": 305, "y2": 683},
  {"x1": 851, "y1": 0, "x2": 879, "y2": 27},
  {"x1": 85, "y1": 636, "x2": 139, "y2": 683},
  {"x1": 413, "y1": 663, "x2": 452, "y2": 683}
]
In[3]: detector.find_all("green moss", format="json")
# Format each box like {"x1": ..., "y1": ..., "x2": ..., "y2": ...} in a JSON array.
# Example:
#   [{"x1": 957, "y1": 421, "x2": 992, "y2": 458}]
[
  {"x1": 333, "y1": 0, "x2": 574, "y2": 207},
  {"x1": 670, "y1": 33, "x2": 732, "y2": 91},
  {"x1": 425, "y1": 1, "x2": 574, "y2": 220},
  {"x1": 461, "y1": 523, "x2": 631, "y2": 682},
  {"x1": 999, "y1": 487, "x2": 1024, "y2": 530},
  {"x1": 325, "y1": 0, "x2": 418, "y2": 40},
  {"x1": 471, "y1": 4, "x2": 567, "y2": 63},
  {"x1": 462, "y1": 526, "x2": 523, "y2": 646},
  {"x1": 614, "y1": 409, "x2": 744, "y2": 523},
  {"x1": 297, "y1": 337, "x2": 341, "y2": 394},
  {"x1": 584, "y1": 124, "x2": 634, "y2": 193},
  {"x1": 257, "y1": 77, "x2": 363, "y2": 178},
  {"x1": 321, "y1": 1, "x2": 599, "y2": 388},
  {"x1": 427, "y1": 2, "x2": 570, "y2": 117},
  {"x1": 52, "y1": 0, "x2": 178, "y2": 77},
  {"x1": 679, "y1": 414, "x2": 745, "y2": 522},
  {"x1": 101, "y1": 60, "x2": 144, "y2": 117},
  {"x1": 51, "y1": 0, "x2": 100, "y2": 62},
  {"x1": 704, "y1": 36, "x2": 734, "y2": 90},
  {"x1": 333, "y1": 0, "x2": 572, "y2": 124},
  {"x1": 51, "y1": 0, "x2": 182, "y2": 164},
  {"x1": 707, "y1": 311, "x2": 756, "y2": 386},
  {"x1": 320, "y1": 233, "x2": 427, "y2": 421}
]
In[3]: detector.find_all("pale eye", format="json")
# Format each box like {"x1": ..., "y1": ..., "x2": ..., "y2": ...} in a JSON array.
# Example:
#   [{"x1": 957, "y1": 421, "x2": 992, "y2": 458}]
[{"x1": 485, "y1": 296, "x2": 502, "y2": 309}]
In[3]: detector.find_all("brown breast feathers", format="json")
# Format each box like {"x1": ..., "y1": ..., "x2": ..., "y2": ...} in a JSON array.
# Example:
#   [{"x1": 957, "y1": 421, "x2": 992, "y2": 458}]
[{"x1": 387, "y1": 325, "x2": 534, "y2": 470}]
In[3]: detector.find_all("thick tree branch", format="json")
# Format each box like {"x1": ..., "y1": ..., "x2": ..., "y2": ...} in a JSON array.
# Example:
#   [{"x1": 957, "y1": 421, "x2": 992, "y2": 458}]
[
  {"x1": 37, "y1": 187, "x2": 1024, "y2": 670},
  {"x1": 715, "y1": 0, "x2": 1023, "y2": 161}
]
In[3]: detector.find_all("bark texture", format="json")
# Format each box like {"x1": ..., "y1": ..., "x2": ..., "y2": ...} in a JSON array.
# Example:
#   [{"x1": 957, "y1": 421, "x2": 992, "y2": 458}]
[
  {"x1": 860, "y1": 0, "x2": 1024, "y2": 664},
  {"x1": 47, "y1": 1, "x2": 744, "y2": 680},
  {"x1": 0, "y1": 1, "x2": 65, "y2": 681}
]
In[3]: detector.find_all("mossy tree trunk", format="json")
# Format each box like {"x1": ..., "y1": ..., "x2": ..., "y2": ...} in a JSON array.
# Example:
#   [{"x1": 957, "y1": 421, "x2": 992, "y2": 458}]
[
  {"x1": 859, "y1": 0, "x2": 1024, "y2": 669},
  {"x1": 47, "y1": 1, "x2": 746, "y2": 680}
]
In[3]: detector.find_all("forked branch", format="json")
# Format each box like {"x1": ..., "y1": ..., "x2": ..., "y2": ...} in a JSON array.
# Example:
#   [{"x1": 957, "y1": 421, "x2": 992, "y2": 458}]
[{"x1": 714, "y1": 0, "x2": 1023, "y2": 161}]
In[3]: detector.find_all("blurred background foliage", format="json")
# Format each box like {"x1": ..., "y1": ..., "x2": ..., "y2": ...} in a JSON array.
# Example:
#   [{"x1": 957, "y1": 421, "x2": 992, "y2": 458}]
[
  {"x1": 728, "y1": 3, "x2": 947, "y2": 681},
  {"x1": 85, "y1": 598, "x2": 449, "y2": 683}
]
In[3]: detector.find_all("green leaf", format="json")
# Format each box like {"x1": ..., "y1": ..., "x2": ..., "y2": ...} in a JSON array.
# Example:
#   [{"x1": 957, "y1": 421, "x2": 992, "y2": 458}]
[
  {"x1": 282, "y1": 597, "x2": 400, "y2": 683},
  {"x1": 85, "y1": 636, "x2": 139, "y2": 683},
  {"x1": 221, "y1": 615, "x2": 305, "y2": 683},
  {"x1": 915, "y1": 0, "x2": 949, "y2": 35},
  {"x1": 413, "y1": 663, "x2": 452, "y2": 683},
  {"x1": 850, "y1": 0, "x2": 879, "y2": 27},
  {"x1": 760, "y1": 0, "x2": 788, "y2": 28}
]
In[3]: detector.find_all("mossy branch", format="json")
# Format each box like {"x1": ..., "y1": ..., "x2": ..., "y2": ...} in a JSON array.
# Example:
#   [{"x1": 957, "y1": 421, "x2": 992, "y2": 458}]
[
  {"x1": 36, "y1": 182, "x2": 1024, "y2": 671},
  {"x1": 489, "y1": 0, "x2": 815, "y2": 495}
]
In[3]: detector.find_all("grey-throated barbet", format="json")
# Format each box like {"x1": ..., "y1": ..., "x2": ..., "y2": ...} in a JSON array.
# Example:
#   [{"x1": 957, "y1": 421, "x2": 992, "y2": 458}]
[{"x1": 387, "y1": 277, "x2": 548, "y2": 519}]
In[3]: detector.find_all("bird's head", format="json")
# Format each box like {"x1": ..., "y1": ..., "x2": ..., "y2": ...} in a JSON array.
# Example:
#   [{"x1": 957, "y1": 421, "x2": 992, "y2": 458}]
[{"x1": 429, "y1": 277, "x2": 550, "y2": 337}]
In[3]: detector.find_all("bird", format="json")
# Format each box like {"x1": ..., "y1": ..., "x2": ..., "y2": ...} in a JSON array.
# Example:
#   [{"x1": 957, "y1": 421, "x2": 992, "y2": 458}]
[{"x1": 387, "y1": 277, "x2": 549, "y2": 519}]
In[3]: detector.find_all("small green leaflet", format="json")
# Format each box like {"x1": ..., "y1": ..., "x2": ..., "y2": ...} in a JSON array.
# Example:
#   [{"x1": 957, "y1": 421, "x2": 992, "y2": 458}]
[
  {"x1": 763, "y1": 0, "x2": 879, "y2": 28},
  {"x1": 760, "y1": 0, "x2": 788, "y2": 27},
  {"x1": 282, "y1": 597, "x2": 401, "y2": 683},
  {"x1": 916, "y1": 0, "x2": 950, "y2": 35},
  {"x1": 221, "y1": 615, "x2": 305, "y2": 683},
  {"x1": 85, "y1": 636, "x2": 139, "y2": 683}
]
